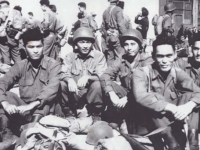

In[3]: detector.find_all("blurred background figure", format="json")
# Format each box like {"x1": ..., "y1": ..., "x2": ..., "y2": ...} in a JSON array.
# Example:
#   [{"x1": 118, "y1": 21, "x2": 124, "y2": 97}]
[{"x1": 135, "y1": 7, "x2": 149, "y2": 40}]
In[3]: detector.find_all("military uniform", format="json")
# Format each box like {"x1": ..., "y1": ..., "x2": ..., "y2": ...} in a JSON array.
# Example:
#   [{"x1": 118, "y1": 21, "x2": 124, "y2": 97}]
[
  {"x1": 0, "y1": 6, "x2": 22, "y2": 65},
  {"x1": 0, "y1": 56, "x2": 60, "y2": 138},
  {"x1": 61, "y1": 50, "x2": 107, "y2": 116},
  {"x1": 100, "y1": 53, "x2": 153, "y2": 130},
  {"x1": 100, "y1": 2, "x2": 127, "y2": 55},
  {"x1": 41, "y1": 9, "x2": 58, "y2": 59},
  {"x1": 132, "y1": 63, "x2": 200, "y2": 149}
]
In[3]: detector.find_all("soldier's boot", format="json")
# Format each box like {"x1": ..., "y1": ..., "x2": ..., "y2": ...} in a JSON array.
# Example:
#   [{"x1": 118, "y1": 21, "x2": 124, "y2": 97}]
[
  {"x1": 0, "y1": 114, "x2": 18, "y2": 150},
  {"x1": 188, "y1": 129, "x2": 199, "y2": 150}
]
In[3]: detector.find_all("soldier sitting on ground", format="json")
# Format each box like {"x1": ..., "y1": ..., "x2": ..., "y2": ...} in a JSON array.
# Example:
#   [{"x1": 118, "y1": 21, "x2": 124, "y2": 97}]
[
  {"x1": 60, "y1": 27, "x2": 107, "y2": 123},
  {"x1": 100, "y1": 29, "x2": 153, "y2": 133},
  {"x1": 0, "y1": 27, "x2": 61, "y2": 149},
  {"x1": 132, "y1": 34, "x2": 200, "y2": 150}
]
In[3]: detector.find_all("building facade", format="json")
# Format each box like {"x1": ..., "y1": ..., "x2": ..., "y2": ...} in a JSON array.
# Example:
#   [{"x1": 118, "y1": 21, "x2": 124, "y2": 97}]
[{"x1": 159, "y1": 0, "x2": 199, "y2": 35}]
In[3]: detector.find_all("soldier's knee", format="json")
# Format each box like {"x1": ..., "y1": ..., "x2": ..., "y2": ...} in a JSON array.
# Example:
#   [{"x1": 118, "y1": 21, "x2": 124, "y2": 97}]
[{"x1": 90, "y1": 81, "x2": 101, "y2": 90}]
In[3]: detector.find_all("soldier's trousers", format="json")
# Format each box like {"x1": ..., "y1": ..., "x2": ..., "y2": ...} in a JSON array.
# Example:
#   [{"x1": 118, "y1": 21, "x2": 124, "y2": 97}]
[
  {"x1": 60, "y1": 81, "x2": 104, "y2": 116},
  {"x1": 145, "y1": 93, "x2": 199, "y2": 150},
  {"x1": 43, "y1": 32, "x2": 57, "y2": 60},
  {"x1": 0, "y1": 41, "x2": 21, "y2": 65},
  {"x1": 0, "y1": 91, "x2": 53, "y2": 136}
]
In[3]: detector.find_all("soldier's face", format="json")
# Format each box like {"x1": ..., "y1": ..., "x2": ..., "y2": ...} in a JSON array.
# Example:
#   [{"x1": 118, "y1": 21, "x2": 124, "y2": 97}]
[
  {"x1": 192, "y1": 41, "x2": 200, "y2": 62},
  {"x1": 78, "y1": 6, "x2": 85, "y2": 12},
  {"x1": 41, "y1": 5, "x2": 46, "y2": 12},
  {"x1": 76, "y1": 40, "x2": 93, "y2": 55},
  {"x1": 154, "y1": 44, "x2": 176, "y2": 72},
  {"x1": 123, "y1": 40, "x2": 139, "y2": 57},
  {"x1": 26, "y1": 40, "x2": 43, "y2": 60}
]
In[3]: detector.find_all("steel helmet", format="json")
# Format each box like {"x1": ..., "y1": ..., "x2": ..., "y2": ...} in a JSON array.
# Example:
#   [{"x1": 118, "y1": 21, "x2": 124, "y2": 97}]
[
  {"x1": 120, "y1": 29, "x2": 143, "y2": 47},
  {"x1": 0, "y1": 0, "x2": 9, "y2": 5},
  {"x1": 86, "y1": 121, "x2": 114, "y2": 146},
  {"x1": 108, "y1": 0, "x2": 119, "y2": 2},
  {"x1": 164, "y1": 3, "x2": 176, "y2": 12},
  {"x1": 73, "y1": 27, "x2": 95, "y2": 44}
]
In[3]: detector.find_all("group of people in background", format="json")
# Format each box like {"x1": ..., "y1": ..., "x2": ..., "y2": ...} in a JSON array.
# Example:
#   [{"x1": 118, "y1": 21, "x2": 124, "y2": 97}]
[{"x1": 1, "y1": 0, "x2": 200, "y2": 150}]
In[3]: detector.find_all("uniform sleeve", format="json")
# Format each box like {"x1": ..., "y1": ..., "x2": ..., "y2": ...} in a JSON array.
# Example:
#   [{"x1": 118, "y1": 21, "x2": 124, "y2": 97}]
[
  {"x1": 61, "y1": 53, "x2": 73, "y2": 82},
  {"x1": 134, "y1": 15, "x2": 142, "y2": 24},
  {"x1": 176, "y1": 69, "x2": 200, "y2": 104},
  {"x1": 100, "y1": 59, "x2": 121, "y2": 93},
  {"x1": 0, "y1": 64, "x2": 21, "y2": 103},
  {"x1": 100, "y1": 12, "x2": 107, "y2": 37},
  {"x1": 132, "y1": 68, "x2": 169, "y2": 112},
  {"x1": 36, "y1": 61, "x2": 61, "y2": 108},
  {"x1": 95, "y1": 53, "x2": 107, "y2": 78},
  {"x1": 116, "y1": 8, "x2": 127, "y2": 34}
]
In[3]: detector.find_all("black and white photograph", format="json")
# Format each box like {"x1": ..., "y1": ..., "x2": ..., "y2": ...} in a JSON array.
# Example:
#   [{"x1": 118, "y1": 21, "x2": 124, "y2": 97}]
[{"x1": 0, "y1": 0, "x2": 200, "y2": 150}]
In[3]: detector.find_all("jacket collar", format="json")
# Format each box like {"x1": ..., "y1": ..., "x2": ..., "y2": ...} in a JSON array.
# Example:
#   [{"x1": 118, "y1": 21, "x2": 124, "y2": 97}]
[
  {"x1": 151, "y1": 63, "x2": 176, "y2": 80},
  {"x1": 74, "y1": 50, "x2": 95, "y2": 60},
  {"x1": 27, "y1": 55, "x2": 47, "y2": 70}
]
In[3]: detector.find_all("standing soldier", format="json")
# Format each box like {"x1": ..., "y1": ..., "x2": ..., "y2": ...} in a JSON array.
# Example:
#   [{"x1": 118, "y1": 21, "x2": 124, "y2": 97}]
[
  {"x1": 132, "y1": 34, "x2": 200, "y2": 150},
  {"x1": 90, "y1": 11, "x2": 101, "y2": 52},
  {"x1": 135, "y1": 7, "x2": 149, "y2": 40},
  {"x1": 39, "y1": 0, "x2": 58, "y2": 60},
  {"x1": 118, "y1": 1, "x2": 132, "y2": 30},
  {"x1": 100, "y1": 0, "x2": 127, "y2": 63},
  {"x1": 100, "y1": 29, "x2": 153, "y2": 132},
  {"x1": 77, "y1": 2, "x2": 101, "y2": 51},
  {"x1": 0, "y1": 1, "x2": 22, "y2": 65},
  {"x1": 153, "y1": 2, "x2": 176, "y2": 37},
  {"x1": 49, "y1": 4, "x2": 68, "y2": 61},
  {"x1": 60, "y1": 27, "x2": 107, "y2": 122}
]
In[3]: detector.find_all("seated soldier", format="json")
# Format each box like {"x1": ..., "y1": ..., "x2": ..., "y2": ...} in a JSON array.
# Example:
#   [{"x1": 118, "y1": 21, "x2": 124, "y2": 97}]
[
  {"x1": 0, "y1": 28, "x2": 61, "y2": 148},
  {"x1": 175, "y1": 33, "x2": 200, "y2": 87},
  {"x1": 60, "y1": 27, "x2": 107, "y2": 122},
  {"x1": 132, "y1": 34, "x2": 200, "y2": 150},
  {"x1": 100, "y1": 29, "x2": 153, "y2": 133}
]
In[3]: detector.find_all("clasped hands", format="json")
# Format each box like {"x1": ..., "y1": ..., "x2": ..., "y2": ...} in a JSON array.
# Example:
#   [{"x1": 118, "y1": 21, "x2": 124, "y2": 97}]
[
  {"x1": 164, "y1": 101, "x2": 197, "y2": 121},
  {"x1": 1, "y1": 101, "x2": 40, "y2": 115}
]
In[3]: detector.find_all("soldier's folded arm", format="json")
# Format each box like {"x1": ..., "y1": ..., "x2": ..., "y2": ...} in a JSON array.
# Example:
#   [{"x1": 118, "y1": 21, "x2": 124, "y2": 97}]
[
  {"x1": 132, "y1": 68, "x2": 169, "y2": 112},
  {"x1": 100, "y1": 59, "x2": 121, "y2": 94},
  {"x1": 35, "y1": 61, "x2": 61, "y2": 108}
]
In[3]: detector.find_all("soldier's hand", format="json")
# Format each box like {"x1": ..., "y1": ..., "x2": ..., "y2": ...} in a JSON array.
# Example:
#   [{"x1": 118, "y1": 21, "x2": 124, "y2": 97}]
[
  {"x1": 174, "y1": 101, "x2": 197, "y2": 121},
  {"x1": 164, "y1": 103, "x2": 178, "y2": 114},
  {"x1": 17, "y1": 105, "x2": 32, "y2": 115},
  {"x1": 109, "y1": 91, "x2": 126, "y2": 109},
  {"x1": 77, "y1": 75, "x2": 89, "y2": 89},
  {"x1": 0, "y1": 63, "x2": 11, "y2": 73},
  {"x1": 68, "y1": 78, "x2": 78, "y2": 93},
  {"x1": 1, "y1": 101, "x2": 18, "y2": 115}
]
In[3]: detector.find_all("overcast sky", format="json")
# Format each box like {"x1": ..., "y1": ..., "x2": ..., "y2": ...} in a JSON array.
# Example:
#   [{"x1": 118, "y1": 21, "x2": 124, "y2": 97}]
[{"x1": 10, "y1": 0, "x2": 159, "y2": 38}]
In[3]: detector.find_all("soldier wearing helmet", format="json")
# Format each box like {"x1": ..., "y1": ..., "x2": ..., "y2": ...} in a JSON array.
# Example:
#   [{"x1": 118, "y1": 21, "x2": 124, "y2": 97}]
[
  {"x1": 100, "y1": 29, "x2": 153, "y2": 131},
  {"x1": 162, "y1": 2, "x2": 176, "y2": 36},
  {"x1": 60, "y1": 27, "x2": 107, "y2": 122}
]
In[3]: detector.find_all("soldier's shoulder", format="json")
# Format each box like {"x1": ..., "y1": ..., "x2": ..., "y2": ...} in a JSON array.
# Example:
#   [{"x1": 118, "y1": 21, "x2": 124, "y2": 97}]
[{"x1": 43, "y1": 56, "x2": 60, "y2": 66}]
